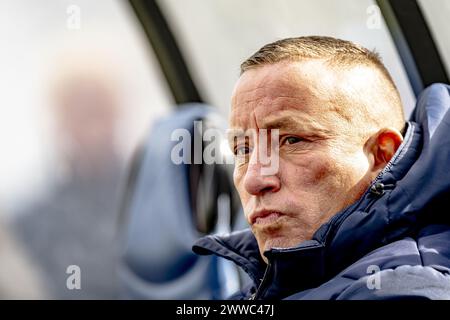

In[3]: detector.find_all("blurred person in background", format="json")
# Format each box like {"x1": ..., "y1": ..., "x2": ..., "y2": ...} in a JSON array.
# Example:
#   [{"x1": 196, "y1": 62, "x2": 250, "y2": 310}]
[{"x1": 12, "y1": 69, "x2": 124, "y2": 299}]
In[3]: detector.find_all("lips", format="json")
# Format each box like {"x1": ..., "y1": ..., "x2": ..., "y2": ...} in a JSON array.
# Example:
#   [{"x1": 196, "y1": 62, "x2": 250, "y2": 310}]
[{"x1": 249, "y1": 210, "x2": 283, "y2": 225}]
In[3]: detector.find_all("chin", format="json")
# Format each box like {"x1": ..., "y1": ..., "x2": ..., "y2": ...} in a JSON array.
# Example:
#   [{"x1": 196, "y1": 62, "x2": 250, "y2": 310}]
[
  {"x1": 260, "y1": 234, "x2": 307, "y2": 253},
  {"x1": 262, "y1": 236, "x2": 291, "y2": 252}
]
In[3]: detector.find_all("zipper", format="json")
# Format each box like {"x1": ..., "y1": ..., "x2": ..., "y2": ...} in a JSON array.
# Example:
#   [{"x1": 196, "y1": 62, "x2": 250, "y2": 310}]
[
  {"x1": 369, "y1": 182, "x2": 395, "y2": 196},
  {"x1": 365, "y1": 182, "x2": 396, "y2": 213},
  {"x1": 324, "y1": 165, "x2": 397, "y2": 245},
  {"x1": 250, "y1": 261, "x2": 273, "y2": 300}
]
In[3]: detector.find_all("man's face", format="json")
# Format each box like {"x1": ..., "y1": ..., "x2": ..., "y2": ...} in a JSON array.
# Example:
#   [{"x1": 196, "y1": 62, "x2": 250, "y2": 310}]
[{"x1": 230, "y1": 60, "x2": 375, "y2": 259}]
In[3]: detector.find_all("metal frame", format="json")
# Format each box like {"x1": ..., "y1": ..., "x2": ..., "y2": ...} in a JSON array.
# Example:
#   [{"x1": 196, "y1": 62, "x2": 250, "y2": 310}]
[
  {"x1": 377, "y1": 0, "x2": 449, "y2": 96},
  {"x1": 129, "y1": 0, "x2": 203, "y2": 104}
]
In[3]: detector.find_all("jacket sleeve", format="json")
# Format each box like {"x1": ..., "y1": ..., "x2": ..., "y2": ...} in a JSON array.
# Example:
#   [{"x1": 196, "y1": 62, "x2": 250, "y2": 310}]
[{"x1": 335, "y1": 265, "x2": 450, "y2": 300}]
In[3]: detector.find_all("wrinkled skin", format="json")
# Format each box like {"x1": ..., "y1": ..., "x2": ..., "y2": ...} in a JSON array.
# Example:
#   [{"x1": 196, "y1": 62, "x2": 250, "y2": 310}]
[{"x1": 229, "y1": 60, "x2": 402, "y2": 261}]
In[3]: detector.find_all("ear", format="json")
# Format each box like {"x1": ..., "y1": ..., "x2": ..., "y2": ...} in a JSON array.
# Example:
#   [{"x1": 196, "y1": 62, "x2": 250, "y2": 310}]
[{"x1": 366, "y1": 128, "x2": 403, "y2": 172}]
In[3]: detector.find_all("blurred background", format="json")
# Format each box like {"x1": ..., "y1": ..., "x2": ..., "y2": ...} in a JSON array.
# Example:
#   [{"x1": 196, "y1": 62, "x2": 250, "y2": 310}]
[{"x1": 0, "y1": 0, "x2": 448, "y2": 299}]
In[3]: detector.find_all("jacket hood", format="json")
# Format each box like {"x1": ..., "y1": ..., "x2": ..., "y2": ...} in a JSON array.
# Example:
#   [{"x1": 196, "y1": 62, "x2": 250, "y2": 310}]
[{"x1": 193, "y1": 84, "x2": 450, "y2": 298}]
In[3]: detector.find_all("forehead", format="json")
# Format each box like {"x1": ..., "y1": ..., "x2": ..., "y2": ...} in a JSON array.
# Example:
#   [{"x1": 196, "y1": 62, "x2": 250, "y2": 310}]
[{"x1": 230, "y1": 60, "x2": 337, "y2": 129}]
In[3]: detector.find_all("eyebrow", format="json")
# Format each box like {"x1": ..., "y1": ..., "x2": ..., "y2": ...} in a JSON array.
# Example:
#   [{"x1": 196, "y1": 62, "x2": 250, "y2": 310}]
[
  {"x1": 263, "y1": 115, "x2": 332, "y2": 136},
  {"x1": 262, "y1": 117, "x2": 303, "y2": 131},
  {"x1": 227, "y1": 129, "x2": 251, "y2": 142},
  {"x1": 228, "y1": 117, "x2": 304, "y2": 137},
  {"x1": 228, "y1": 115, "x2": 332, "y2": 142}
]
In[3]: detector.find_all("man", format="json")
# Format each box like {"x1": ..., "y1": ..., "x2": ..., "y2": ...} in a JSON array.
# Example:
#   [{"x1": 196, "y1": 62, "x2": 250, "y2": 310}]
[{"x1": 193, "y1": 36, "x2": 450, "y2": 299}]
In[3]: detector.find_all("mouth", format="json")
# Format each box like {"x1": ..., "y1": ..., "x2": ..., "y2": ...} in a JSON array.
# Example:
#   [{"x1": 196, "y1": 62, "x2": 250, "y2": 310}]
[{"x1": 249, "y1": 210, "x2": 284, "y2": 226}]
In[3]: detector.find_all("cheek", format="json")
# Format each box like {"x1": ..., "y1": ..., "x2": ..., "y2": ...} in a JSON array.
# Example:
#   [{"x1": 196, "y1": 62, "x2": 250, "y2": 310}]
[
  {"x1": 308, "y1": 151, "x2": 370, "y2": 202},
  {"x1": 280, "y1": 152, "x2": 361, "y2": 203},
  {"x1": 310, "y1": 159, "x2": 334, "y2": 183},
  {"x1": 280, "y1": 154, "x2": 333, "y2": 187}
]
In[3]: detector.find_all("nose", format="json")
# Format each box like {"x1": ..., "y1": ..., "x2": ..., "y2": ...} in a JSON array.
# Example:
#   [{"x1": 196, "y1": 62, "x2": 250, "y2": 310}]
[{"x1": 243, "y1": 150, "x2": 281, "y2": 195}]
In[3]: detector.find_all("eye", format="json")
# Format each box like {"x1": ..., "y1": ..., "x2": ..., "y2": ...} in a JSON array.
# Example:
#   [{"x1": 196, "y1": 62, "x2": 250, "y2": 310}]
[
  {"x1": 235, "y1": 145, "x2": 251, "y2": 156},
  {"x1": 281, "y1": 136, "x2": 303, "y2": 145}
]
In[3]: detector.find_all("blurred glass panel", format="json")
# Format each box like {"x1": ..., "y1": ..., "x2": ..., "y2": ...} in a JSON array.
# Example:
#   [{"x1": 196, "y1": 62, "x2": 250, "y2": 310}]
[
  {"x1": 158, "y1": 0, "x2": 415, "y2": 117},
  {"x1": 0, "y1": 0, "x2": 173, "y2": 298},
  {"x1": 417, "y1": 0, "x2": 450, "y2": 77}
]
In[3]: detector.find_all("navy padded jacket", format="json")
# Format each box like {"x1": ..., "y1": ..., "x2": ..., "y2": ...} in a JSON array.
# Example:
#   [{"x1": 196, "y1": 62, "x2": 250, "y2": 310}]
[{"x1": 193, "y1": 84, "x2": 450, "y2": 300}]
